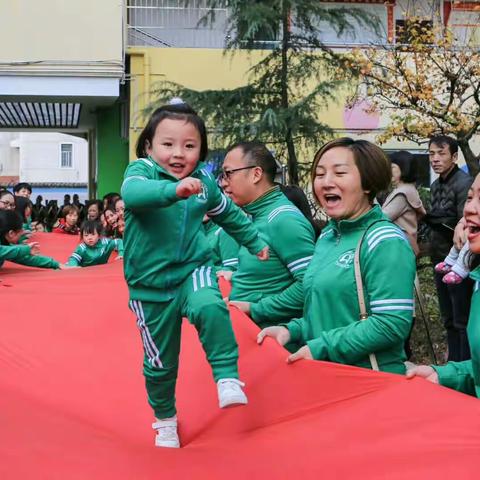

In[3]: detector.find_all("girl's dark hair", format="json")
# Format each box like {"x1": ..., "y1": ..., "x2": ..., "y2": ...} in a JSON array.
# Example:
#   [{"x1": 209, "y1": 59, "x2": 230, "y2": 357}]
[
  {"x1": 311, "y1": 137, "x2": 391, "y2": 203},
  {"x1": 14, "y1": 196, "x2": 33, "y2": 222},
  {"x1": 80, "y1": 220, "x2": 103, "y2": 237},
  {"x1": 135, "y1": 103, "x2": 208, "y2": 163},
  {"x1": 279, "y1": 184, "x2": 321, "y2": 238},
  {"x1": 0, "y1": 210, "x2": 23, "y2": 245},
  {"x1": 389, "y1": 151, "x2": 417, "y2": 183}
]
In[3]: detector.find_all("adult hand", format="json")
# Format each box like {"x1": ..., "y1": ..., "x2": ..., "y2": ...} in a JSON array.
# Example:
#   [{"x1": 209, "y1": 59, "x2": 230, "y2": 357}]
[
  {"x1": 405, "y1": 365, "x2": 439, "y2": 384},
  {"x1": 256, "y1": 246, "x2": 269, "y2": 261},
  {"x1": 27, "y1": 242, "x2": 40, "y2": 255},
  {"x1": 176, "y1": 177, "x2": 202, "y2": 198},
  {"x1": 229, "y1": 300, "x2": 251, "y2": 315},
  {"x1": 453, "y1": 219, "x2": 467, "y2": 250},
  {"x1": 217, "y1": 270, "x2": 233, "y2": 282},
  {"x1": 287, "y1": 345, "x2": 313, "y2": 364},
  {"x1": 257, "y1": 326, "x2": 291, "y2": 346}
]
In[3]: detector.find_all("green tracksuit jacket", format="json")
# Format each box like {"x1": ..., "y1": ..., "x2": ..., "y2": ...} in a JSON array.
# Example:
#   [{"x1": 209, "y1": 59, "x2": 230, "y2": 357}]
[
  {"x1": 203, "y1": 220, "x2": 240, "y2": 271},
  {"x1": 433, "y1": 266, "x2": 480, "y2": 397},
  {"x1": 286, "y1": 205, "x2": 416, "y2": 374},
  {"x1": 67, "y1": 238, "x2": 124, "y2": 267},
  {"x1": 121, "y1": 157, "x2": 266, "y2": 301},
  {"x1": 0, "y1": 244, "x2": 60, "y2": 269},
  {"x1": 229, "y1": 187, "x2": 316, "y2": 326}
]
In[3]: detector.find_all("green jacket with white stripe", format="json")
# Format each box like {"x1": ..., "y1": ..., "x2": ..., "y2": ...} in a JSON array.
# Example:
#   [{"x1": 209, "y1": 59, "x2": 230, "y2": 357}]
[
  {"x1": 0, "y1": 244, "x2": 60, "y2": 269},
  {"x1": 121, "y1": 157, "x2": 266, "y2": 302},
  {"x1": 67, "y1": 238, "x2": 124, "y2": 267},
  {"x1": 229, "y1": 187, "x2": 316, "y2": 328},
  {"x1": 286, "y1": 205, "x2": 416, "y2": 374},
  {"x1": 203, "y1": 219, "x2": 240, "y2": 271},
  {"x1": 433, "y1": 266, "x2": 480, "y2": 397}
]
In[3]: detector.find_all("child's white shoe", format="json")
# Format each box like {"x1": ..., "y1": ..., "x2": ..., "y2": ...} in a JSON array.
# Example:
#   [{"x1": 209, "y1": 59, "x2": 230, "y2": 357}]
[
  {"x1": 152, "y1": 416, "x2": 180, "y2": 448},
  {"x1": 217, "y1": 378, "x2": 248, "y2": 408}
]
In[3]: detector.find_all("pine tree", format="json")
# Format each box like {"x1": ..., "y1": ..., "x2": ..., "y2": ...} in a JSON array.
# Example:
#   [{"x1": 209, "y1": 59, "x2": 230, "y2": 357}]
[{"x1": 148, "y1": 1, "x2": 378, "y2": 184}]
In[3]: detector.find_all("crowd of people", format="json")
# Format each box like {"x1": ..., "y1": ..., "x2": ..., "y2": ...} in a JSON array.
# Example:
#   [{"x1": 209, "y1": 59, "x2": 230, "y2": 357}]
[
  {"x1": 0, "y1": 184, "x2": 125, "y2": 268},
  {"x1": 2, "y1": 101, "x2": 479, "y2": 450}
]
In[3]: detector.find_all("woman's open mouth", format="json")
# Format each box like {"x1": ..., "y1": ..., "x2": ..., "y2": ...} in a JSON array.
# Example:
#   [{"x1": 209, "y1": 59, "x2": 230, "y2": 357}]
[{"x1": 323, "y1": 194, "x2": 342, "y2": 207}]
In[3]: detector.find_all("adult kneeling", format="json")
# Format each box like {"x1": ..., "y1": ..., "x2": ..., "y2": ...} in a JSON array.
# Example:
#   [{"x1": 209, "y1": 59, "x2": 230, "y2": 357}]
[{"x1": 258, "y1": 138, "x2": 416, "y2": 374}]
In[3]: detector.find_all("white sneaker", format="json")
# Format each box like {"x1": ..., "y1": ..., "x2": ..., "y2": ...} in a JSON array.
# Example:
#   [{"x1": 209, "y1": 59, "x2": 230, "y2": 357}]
[
  {"x1": 217, "y1": 378, "x2": 248, "y2": 408},
  {"x1": 152, "y1": 416, "x2": 180, "y2": 448}
]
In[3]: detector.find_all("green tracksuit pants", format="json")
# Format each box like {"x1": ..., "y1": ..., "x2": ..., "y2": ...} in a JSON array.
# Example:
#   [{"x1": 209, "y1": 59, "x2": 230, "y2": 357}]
[{"x1": 128, "y1": 264, "x2": 239, "y2": 419}]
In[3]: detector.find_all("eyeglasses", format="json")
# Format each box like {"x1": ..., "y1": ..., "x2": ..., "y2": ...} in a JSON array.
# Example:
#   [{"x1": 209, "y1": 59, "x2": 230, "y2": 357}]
[
  {"x1": 219, "y1": 166, "x2": 257, "y2": 181},
  {"x1": 0, "y1": 199, "x2": 15, "y2": 209}
]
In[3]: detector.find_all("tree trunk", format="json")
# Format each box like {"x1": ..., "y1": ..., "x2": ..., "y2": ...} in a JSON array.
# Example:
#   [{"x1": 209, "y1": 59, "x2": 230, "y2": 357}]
[
  {"x1": 280, "y1": 2, "x2": 299, "y2": 185},
  {"x1": 458, "y1": 140, "x2": 480, "y2": 177}
]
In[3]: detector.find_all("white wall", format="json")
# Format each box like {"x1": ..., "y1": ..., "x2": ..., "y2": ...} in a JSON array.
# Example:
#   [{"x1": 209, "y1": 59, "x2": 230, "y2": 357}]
[
  {"x1": 0, "y1": 132, "x2": 19, "y2": 176},
  {"x1": 18, "y1": 133, "x2": 88, "y2": 184}
]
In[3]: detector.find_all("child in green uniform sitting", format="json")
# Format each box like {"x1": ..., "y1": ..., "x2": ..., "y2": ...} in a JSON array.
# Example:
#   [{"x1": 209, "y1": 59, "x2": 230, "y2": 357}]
[
  {"x1": 67, "y1": 220, "x2": 123, "y2": 267},
  {"x1": 0, "y1": 210, "x2": 61, "y2": 270},
  {"x1": 122, "y1": 102, "x2": 268, "y2": 449}
]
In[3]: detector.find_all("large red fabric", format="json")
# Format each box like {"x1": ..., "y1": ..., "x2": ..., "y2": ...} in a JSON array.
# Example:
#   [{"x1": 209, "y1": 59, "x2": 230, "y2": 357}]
[{"x1": 1, "y1": 233, "x2": 480, "y2": 479}]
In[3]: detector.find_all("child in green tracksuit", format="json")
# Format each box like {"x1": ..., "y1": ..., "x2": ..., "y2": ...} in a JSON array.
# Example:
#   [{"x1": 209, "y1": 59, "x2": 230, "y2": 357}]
[
  {"x1": 121, "y1": 103, "x2": 268, "y2": 449},
  {"x1": 67, "y1": 220, "x2": 123, "y2": 267},
  {"x1": 0, "y1": 209, "x2": 60, "y2": 270}
]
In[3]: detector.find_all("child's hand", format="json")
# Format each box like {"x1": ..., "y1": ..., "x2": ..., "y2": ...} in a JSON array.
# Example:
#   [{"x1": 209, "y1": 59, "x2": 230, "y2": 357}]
[
  {"x1": 59, "y1": 264, "x2": 78, "y2": 270},
  {"x1": 229, "y1": 300, "x2": 251, "y2": 315},
  {"x1": 176, "y1": 177, "x2": 202, "y2": 198},
  {"x1": 256, "y1": 246, "x2": 269, "y2": 261},
  {"x1": 27, "y1": 242, "x2": 40, "y2": 255}
]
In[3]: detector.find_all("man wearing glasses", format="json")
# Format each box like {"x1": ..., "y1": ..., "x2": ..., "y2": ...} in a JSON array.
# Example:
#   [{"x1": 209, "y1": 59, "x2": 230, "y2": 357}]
[{"x1": 219, "y1": 141, "x2": 315, "y2": 343}]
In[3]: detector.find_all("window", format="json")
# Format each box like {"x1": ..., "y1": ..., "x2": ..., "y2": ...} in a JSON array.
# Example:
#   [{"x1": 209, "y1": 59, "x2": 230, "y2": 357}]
[{"x1": 60, "y1": 143, "x2": 73, "y2": 168}]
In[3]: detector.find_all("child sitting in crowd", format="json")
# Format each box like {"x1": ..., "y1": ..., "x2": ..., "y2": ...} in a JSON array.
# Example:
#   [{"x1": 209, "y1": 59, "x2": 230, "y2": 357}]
[
  {"x1": 67, "y1": 220, "x2": 123, "y2": 267},
  {"x1": 0, "y1": 210, "x2": 62, "y2": 270},
  {"x1": 53, "y1": 205, "x2": 81, "y2": 235}
]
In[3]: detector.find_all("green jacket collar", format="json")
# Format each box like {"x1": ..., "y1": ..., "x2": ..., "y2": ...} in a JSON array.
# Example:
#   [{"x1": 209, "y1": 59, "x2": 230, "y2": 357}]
[
  {"x1": 243, "y1": 186, "x2": 282, "y2": 217},
  {"x1": 330, "y1": 204, "x2": 383, "y2": 234}
]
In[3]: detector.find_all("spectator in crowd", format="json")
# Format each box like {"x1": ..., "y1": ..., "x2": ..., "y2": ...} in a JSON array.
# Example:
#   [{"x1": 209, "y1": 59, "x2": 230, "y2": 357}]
[
  {"x1": 72, "y1": 194, "x2": 85, "y2": 220},
  {"x1": 102, "y1": 192, "x2": 121, "y2": 211},
  {"x1": 220, "y1": 141, "x2": 316, "y2": 332},
  {"x1": 0, "y1": 210, "x2": 62, "y2": 270},
  {"x1": 407, "y1": 173, "x2": 480, "y2": 397},
  {"x1": 13, "y1": 182, "x2": 32, "y2": 199},
  {"x1": 425, "y1": 135, "x2": 473, "y2": 361},
  {"x1": 52, "y1": 205, "x2": 81, "y2": 235},
  {"x1": 103, "y1": 207, "x2": 120, "y2": 237},
  {"x1": 258, "y1": 138, "x2": 416, "y2": 374},
  {"x1": 66, "y1": 220, "x2": 123, "y2": 267},
  {"x1": 61, "y1": 194, "x2": 71, "y2": 210},
  {"x1": 382, "y1": 151, "x2": 426, "y2": 256},
  {"x1": 0, "y1": 190, "x2": 15, "y2": 211},
  {"x1": 44, "y1": 200, "x2": 59, "y2": 232},
  {"x1": 114, "y1": 197, "x2": 125, "y2": 220},
  {"x1": 85, "y1": 200, "x2": 103, "y2": 222}
]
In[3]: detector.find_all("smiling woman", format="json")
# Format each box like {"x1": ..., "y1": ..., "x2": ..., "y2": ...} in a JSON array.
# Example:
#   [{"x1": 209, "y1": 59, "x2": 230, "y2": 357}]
[{"x1": 258, "y1": 138, "x2": 417, "y2": 374}]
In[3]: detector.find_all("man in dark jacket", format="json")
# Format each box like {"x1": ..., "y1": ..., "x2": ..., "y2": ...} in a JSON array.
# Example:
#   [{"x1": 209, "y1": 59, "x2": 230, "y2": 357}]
[{"x1": 427, "y1": 135, "x2": 473, "y2": 361}]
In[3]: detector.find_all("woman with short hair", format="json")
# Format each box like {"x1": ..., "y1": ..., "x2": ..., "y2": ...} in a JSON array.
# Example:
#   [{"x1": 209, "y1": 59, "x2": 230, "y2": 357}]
[{"x1": 258, "y1": 138, "x2": 416, "y2": 374}]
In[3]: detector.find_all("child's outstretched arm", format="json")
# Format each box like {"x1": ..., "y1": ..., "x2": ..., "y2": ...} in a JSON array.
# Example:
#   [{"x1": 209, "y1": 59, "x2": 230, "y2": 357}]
[
  {"x1": 112, "y1": 238, "x2": 124, "y2": 259},
  {"x1": 205, "y1": 182, "x2": 268, "y2": 258},
  {"x1": 67, "y1": 246, "x2": 84, "y2": 267},
  {"x1": 0, "y1": 243, "x2": 60, "y2": 269},
  {"x1": 121, "y1": 160, "x2": 184, "y2": 209}
]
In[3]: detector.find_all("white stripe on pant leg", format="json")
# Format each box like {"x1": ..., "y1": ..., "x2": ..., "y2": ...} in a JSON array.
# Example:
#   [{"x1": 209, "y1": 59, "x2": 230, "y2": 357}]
[
  {"x1": 206, "y1": 266, "x2": 212, "y2": 287},
  {"x1": 137, "y1": 301, "x2": 163, "y2": 368},
  {"x1": 192, "y1": 268, "x2": 198, "y2": 292},
  {"x1": 130, "y1": 300, "x2": 156, "y2": 363},
  {"x1": 199, "y1": 265, "x2": 206, "y2": 288}
]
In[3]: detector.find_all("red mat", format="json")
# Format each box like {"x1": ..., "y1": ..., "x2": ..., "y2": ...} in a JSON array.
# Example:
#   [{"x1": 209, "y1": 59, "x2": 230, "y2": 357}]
[{"x1": 1, "y1": 233, "x2": 480, "y2": 479}]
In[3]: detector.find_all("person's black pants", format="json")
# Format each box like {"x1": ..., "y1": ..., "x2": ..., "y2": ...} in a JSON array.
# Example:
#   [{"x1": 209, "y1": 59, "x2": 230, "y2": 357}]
[{"x1": 434, "y1": 269, "x2": 472, "y2": 361}]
